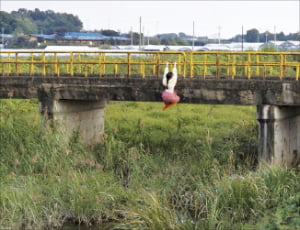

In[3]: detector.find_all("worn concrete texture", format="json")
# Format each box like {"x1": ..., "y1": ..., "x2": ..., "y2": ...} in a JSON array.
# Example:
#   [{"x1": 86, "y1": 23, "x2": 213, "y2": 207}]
[
  {"x1": 39, "y1": 98, "x2": 106, "y2": 145},
  {"x1": 0, "y1": 76, "x2": 300, "y2": 105},
  {"x1": 257, "y1": 105, "x2": 300, "y2": 167}
]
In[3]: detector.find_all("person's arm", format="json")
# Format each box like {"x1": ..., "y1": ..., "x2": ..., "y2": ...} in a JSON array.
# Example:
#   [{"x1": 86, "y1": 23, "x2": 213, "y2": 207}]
[
  {"x1": 168, "y1": 62, "x2": 178, "y2": 88},
  {"x1": 162, "y1": 62, "x2": 169, "y2": 87}
]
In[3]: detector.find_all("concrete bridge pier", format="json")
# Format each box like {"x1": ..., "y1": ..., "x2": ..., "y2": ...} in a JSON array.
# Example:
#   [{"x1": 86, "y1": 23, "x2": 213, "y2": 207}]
[
  {"x1": 257, "y1": 105, "x2": 300, "y2": 167},
  {"x1": 39, "y1": 98, "x2": 106, "y2": 145}
]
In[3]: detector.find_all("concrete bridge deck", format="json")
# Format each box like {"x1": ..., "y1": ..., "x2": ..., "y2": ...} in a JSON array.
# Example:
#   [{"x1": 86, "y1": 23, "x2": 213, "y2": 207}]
[{"x1": 0, "y1": 76, "x2": 300, "y2": 106}]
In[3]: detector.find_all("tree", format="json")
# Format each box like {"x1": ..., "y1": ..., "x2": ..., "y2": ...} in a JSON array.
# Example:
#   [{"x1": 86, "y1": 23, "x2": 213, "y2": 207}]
[
  {"x1": 101, "y1": 29, "x2": 119, "y2": 37},
  {"x1": 245, "y1": 29, "x2": 259, "y2": 42},
  {"x1": 0, "y1": 11, "x2": 18, "y2": 33},
  {"x1": 4, "y1": 8, "x2": 83, "y2": 34},
  {"x1": 277, "y1": 32, "x2": 285, "y2": 41}
]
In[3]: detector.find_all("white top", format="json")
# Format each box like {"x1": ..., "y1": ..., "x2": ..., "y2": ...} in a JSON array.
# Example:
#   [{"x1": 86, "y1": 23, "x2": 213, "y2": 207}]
[{"x1": 162, "y1": 65, "x2": 177, "y2": 93}]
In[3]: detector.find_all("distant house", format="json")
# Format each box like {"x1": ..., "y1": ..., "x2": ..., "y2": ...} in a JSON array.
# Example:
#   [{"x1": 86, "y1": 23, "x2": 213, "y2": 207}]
[
  {"x1": 202, "y1": 43, "x2": 231, "y2": 51},
  {"x1": 0, "y1": 34, "x2": 14, "y2": 40},
  {"x1": 0, "y1": 34, "x2": 14, "y2": 47},
  {"x1": 260, "y1": 40, "x2": 300, "y2": 51},
  {"x1": 259, "y1": 40, "x2": 285, "y2": 50},
  {"x1": 227, "y1": 42, "x2": 264, "y2": 51},
  {"x1": 279, "y1": 41, "x2": 300, "y2": 51},
  {"x1": 28, "y1": 34, "x2": 56, "y2": 41}
]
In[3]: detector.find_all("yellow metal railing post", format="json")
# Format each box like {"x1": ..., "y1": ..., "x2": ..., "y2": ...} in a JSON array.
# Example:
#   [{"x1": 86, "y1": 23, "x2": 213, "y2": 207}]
[
  {"x1": 1, "y1": 57, "x2": 3, "y2": 76},
  {"x1": 54, "y1": 53, "x2": 58, "y2": 76},
  {"x1": 103, "y1": 54, "x2": 106, "y2": 75},
  {"x1": 216, "y1": 53, "x2": 220, "y2": 80},
  {"x1": 156, "y1": 53, "x2": 160, "y2": 77},
  {"x1": 90, "y1": 64, "x2": 94, "y2": 75},
  {"x1": 152, "y1": 54, "x2": 156, "y2": 75},
  {"x1": 183, "y1": 52, "x2": 186, "y2": 78},
  {"x1": 99, "y1": 53, "x2": 105, "y2": 76},
  {"x1": 8, "y1": 53, "x2": 11, "y2": 76},
  {"x1": 283, "y1": 54, "x2": 287, "y2": 78},
  {"x1": 30, "y1": 53, "x2": 34, "y2": 76},
  {"x1": 269, "y1": 66, "x2": 273, "y2": 76},
  {"x1": 279, "y1": 54, "x2": 283, "y2": 80},
  {"x1": 203, "y1": 54, "x2": 207, "y2": 79},
  {"x1": 15, "y1": 53, "x2": 19, "y2": 76},
  {"x1": 190, "y1": 52, "x2": 193, "y2": 78},
  {"x1": 128, "y1": 53, "x2": 131, "y2": 77},
  {"x1": 263, "y1": 65, "x2": 267, "y2": 79},
  {"x1": 98, "y1": 53, "x2": 101, "y2": 77},
  {"x1": 256, "y1": 55, "x2": 259, "y2": 76},
  {"x1": 70, "y1": 52, "x2": 74, "y2": 77},
  {"x1": 247, "y1": 53, "x2": 251, "y2": 79},
  {"x1": 177, "y1": 55, "x2": 181, "y2": 75},
  {"x1": 226, "y1": 54, "x2": 230, "y2": 76},
  {"x1": 231, "y1": 55, "x2": 236, "y2": 79},
  {"x1": 141, "y1": 64, "x2": 145, "y2": 78},
  {"x1": 78, "y1": 53, "x2": 82, "y2": 74},
  {"x1": 296, "y1": 65, "x2": 299, "y2": 81},
  {"x1": 84, "y1": 64, "x2": 88, "y2": 77},
  {"x1": 42, "y1": 52, "x2": 46, "y2": 76}
]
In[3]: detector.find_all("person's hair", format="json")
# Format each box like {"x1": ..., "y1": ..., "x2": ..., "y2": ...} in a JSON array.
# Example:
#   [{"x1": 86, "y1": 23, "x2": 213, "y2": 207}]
[{"x1": 166, "y1": 72, "x2": 173, "y2": 84}]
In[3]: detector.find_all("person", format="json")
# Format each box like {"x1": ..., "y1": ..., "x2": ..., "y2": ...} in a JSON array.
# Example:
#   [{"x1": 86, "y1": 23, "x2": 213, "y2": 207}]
[{"x1": 161, "y1": 62, "x2": 180, "y2": 111}]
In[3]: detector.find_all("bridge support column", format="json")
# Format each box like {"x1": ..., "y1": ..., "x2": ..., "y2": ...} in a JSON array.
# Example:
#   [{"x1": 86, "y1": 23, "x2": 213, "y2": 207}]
[
  {"x1": 257, "y1": 105, "x2": 300, "y2": 167},
  {"x1": 39, "y1": 99, "x2": 106, "y2": 145}
]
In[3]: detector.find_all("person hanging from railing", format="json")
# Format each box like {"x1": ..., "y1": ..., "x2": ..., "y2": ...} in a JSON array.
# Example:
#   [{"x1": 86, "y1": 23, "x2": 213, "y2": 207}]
[{"x1": 161, "y1": 62, "x2": 180, "y2": 111}]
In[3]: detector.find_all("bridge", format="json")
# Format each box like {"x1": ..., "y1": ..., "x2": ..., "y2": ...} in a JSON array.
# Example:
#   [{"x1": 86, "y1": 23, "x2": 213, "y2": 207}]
[{"x1": 1, "y1": 50, "x2": 299, "y2": 167}]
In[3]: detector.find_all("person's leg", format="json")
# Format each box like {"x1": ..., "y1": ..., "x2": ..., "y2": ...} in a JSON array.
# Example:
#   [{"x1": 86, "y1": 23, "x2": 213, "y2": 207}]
[{"x1": 162, "y1": 102, "x2": 177, "y2": 111}]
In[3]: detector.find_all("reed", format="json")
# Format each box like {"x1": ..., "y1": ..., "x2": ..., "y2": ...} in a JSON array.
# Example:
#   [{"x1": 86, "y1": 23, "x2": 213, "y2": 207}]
[{"x1": 0, "y1": 99, "x2": 299, "y2": 229}]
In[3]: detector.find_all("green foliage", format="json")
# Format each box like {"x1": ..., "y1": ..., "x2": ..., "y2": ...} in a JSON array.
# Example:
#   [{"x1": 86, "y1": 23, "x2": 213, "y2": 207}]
[
  {"x1": 0, "y1": 11, "x2": 18, "y2": 33},
  {"x1": 260, "y1": 45, "x2": 278, "y2": 52},
  {"x1": 245, "y1": 28, "x2": 260, "y2": 42},
  {"x1": 5, "y1": 8, "x2": 83, "y2": 35}
]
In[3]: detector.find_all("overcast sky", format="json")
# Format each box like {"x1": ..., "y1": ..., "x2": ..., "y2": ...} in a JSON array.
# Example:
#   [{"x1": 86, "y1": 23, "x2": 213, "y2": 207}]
[{"x1": 1, "y1": 1, "x2": 299, "y2": 39}]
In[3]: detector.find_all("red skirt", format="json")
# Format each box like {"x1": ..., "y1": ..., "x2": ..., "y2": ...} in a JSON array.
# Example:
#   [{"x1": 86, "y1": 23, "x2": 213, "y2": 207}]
[{"x1": 162, "y1": 91, "x2": 180, "y2": 104}]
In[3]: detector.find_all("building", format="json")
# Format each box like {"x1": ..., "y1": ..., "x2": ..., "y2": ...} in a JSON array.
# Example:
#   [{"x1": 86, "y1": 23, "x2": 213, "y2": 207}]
[{"x1": 28, "y1": 32, "x2": 130, "y2": 46}]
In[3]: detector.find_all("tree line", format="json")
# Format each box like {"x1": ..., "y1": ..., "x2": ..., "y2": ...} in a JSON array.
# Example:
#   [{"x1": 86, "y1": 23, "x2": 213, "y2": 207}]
[
  {"x1": 0, "y1": 8, "x2": 83, "y2": 34},
  {"x1": 0, "y1": 8, "x2": 299, "y2": 46}
]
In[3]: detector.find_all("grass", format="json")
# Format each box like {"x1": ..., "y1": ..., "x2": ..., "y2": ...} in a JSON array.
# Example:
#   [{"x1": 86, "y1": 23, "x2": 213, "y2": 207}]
[{"x1": 0, "y1": 99, "x2": 299, "y2": 230}]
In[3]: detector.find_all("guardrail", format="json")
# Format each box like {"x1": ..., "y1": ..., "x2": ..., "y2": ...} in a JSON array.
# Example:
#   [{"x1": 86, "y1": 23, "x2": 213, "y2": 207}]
[{"x1": 0, "y1": 51, "x2": 299, "y2": 80}]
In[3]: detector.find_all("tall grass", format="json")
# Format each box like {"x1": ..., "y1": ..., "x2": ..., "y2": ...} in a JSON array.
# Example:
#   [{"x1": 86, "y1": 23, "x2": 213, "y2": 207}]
[{"x1": 0, "y1": 99, "x2": 299, "y2": 229}]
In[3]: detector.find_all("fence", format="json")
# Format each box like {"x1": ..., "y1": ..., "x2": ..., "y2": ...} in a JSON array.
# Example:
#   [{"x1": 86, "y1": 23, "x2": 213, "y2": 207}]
[{"x1": 0, "y1": 51, "x2": 299, "y2": 80}]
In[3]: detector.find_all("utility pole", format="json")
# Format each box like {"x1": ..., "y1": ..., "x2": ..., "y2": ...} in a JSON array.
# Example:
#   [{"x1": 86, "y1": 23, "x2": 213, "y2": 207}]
[
  {"x1": 274, "y1": 26, "x2": 277, "y2": 50},
  {"x1": 192, "y1": 21, "x2": 195, "y2": 51},
  {"x1": 130, "y1": 26, "x2": 133, "y2": 46},
  {"x1": 156, "y1": 21, "x2": 160, "y2": 45},
  {"x1": 139, "y1": 16, "x2": 142, "y2": 50},
  {"x1": 142, "y1": 26, "x2": 145, "y2": 46},
  {"x1": 218, "y1": 26, "x2": 221, "y2": 44},
  {"x1": 242, "y1": 25, "x2": 244, "y2": 51},
  {"x1": 1, "y1": 28, "x2": 4, "y2": 48}
]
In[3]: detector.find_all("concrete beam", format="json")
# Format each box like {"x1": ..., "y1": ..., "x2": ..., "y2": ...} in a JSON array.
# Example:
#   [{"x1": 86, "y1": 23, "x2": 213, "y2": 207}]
[
  {"x1": 257, "y1": 105, "x2": 300, "y2": 167},
  {"x1": 1, "y1": 77, "x2": 300, "y2": 106}
]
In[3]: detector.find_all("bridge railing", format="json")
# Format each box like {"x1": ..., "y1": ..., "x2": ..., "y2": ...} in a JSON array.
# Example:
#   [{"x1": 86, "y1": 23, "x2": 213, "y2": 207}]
[{"x1": 0, "y1": 51, "x2": 299, "y2": 80}]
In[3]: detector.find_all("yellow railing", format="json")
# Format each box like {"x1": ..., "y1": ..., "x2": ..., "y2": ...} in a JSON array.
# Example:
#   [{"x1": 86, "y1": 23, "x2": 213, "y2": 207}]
[{"x1": 0, "y1": 51, "x2": 299, "y2": 80}]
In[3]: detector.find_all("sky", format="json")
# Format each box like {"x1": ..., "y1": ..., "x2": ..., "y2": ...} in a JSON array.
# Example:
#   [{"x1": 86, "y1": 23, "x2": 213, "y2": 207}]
[{"x1": 1, "y1": 0, "x2": 299, "y2": 39}]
